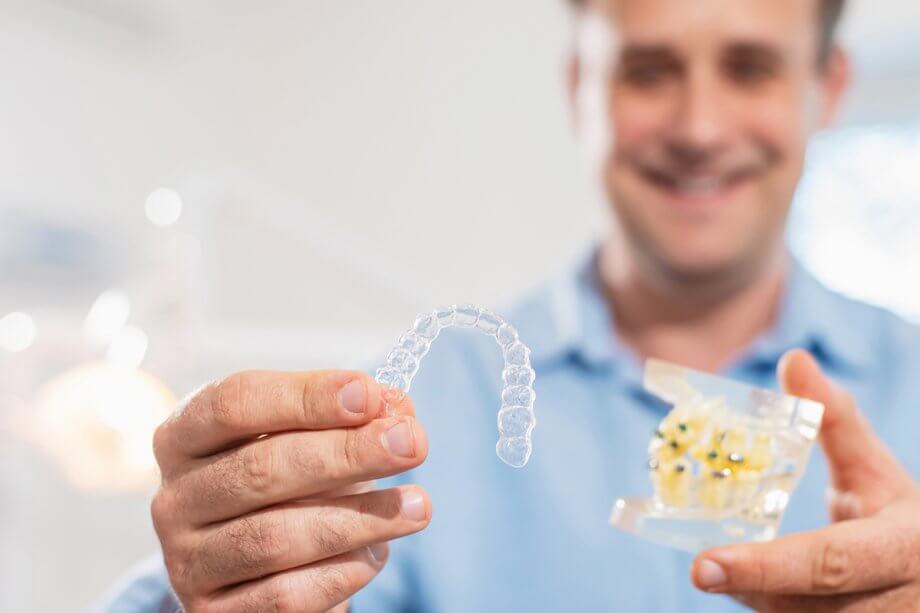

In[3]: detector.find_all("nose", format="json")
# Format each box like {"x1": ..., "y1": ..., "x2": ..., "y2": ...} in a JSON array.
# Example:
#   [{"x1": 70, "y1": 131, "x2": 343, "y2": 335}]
[{"x1": 668, "y1": 66, "x2": 730, "y2": 164}]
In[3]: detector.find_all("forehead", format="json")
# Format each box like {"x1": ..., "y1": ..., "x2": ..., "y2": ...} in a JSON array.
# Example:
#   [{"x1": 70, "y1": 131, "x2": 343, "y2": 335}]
[{"x1": 592, "y1": 0, "x2": 820, "y2": 53}]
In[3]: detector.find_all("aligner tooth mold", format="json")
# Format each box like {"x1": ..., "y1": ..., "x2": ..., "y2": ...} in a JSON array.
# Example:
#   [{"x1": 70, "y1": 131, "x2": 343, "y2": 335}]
[
  {"x1": 610, "y1": 359, "x2": 824, "y2": 552},
  {"x1": 375, "y1": 305, "x2": 536, "y2": 468}
]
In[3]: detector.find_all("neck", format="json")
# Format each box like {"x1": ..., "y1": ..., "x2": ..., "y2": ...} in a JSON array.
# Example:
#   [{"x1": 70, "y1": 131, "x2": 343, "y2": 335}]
[{"x1": 598, "y1": 241, "x2": 787, "y2": 373}]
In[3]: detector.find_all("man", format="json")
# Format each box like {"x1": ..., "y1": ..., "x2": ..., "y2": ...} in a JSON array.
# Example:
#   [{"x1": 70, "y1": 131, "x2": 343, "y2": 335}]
[{"x1": 104, "y1": 0, "x2": 920, "y2": 611}]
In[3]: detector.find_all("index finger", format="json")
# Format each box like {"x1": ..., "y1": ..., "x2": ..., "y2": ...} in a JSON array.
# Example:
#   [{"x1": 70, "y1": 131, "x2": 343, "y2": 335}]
[
  {"x1": 692, "y1": 515, "x2": 917, "y2": 596},
  {"x1": 155, "y1": 370, "x2": 412, "y2": 467},
  {"x1": 778, "y1": 350, "x2": 914, "y2": 505}
]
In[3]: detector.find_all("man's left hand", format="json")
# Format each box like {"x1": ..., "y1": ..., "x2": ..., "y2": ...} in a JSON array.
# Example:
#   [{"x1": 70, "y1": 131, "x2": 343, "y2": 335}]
[{"x1": 690, "y1": 350, "x2": 920, "y2": 612}]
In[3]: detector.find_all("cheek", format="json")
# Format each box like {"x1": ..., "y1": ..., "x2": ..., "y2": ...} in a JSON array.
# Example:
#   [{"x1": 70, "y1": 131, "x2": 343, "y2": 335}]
[
  {"x1": 742, "y1": 82, "x2": 814, "y2": 169},
  {"x1": 608, "y1": 89, "x2": 672, "y2": 161}
]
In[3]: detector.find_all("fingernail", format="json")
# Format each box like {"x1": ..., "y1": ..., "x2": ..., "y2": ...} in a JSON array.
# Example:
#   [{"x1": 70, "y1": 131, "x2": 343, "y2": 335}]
[
  {"x1": 400, "y1": 489, "x2": 426, "y2": 521},
  {"x1": 383, "y1": 420, "x2": 415, "y2": 458},
  {"x1": 696, "y1": 559, "x2": 728, "y2": 591},
  {"x1": 338, "y1": 380, "x2": 366, "y2": 414},
  {"x1": 826, "y1": 487, "x2": 864, "y2": 520},
  {"x1": 367, "y1": 543, "x2": 387, "y2": 566}
]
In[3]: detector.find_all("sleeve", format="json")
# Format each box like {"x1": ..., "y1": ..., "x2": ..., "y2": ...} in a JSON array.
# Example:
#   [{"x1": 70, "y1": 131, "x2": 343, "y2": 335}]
[
  {"x1": 347, "y1": 472, "x2": 424, "y2": 613},
  {"x1": 89, "y1": 553, "x2": 181, "y2": 613}
]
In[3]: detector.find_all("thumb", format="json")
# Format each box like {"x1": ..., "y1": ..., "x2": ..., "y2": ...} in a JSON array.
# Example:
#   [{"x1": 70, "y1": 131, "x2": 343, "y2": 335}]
[{"x1": 778, "y1": 349, "x2": 912, "y2": 515}]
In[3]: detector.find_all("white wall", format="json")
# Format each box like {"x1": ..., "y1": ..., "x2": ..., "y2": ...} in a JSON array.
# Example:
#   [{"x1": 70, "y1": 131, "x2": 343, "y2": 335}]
[{"x1": 1, "y1": 1, "x2": 918, "y2": 610}]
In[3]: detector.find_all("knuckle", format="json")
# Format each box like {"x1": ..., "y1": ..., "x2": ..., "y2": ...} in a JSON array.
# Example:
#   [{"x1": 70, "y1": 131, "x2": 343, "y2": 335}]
[
  {"x1": 287, "y1": 437, "x2": 327, "y2": 480},
  {"x1": 300, "y1": 371, "x2": 342, "y2": 420},
  {"x1": 184, "y1": 597, "x2": 220, "y2": 613},
  {"x1": 152, "y1": 422, "x2": 172, "y2": 467},
  {"x1": 312, "y1": 563, "x2": 352, "y2": 606},
  {"x1": 338, "y1": 428, "x2": 365, "y2": 476},
  {"x1": 161, "y1": 539, "x2": 196, "y2": 594},
  {"x1": 257, "y1": 578, "x2": 301, "y2": 613},
  {"x1": 150, "y1": 487, "x2": 178, "y2": 530},
  {"x1": 812, "y1": 540, "x2": 853, "y2": 591},
  {"x1": 241, "y1": 441, "x2": 276, "y2": 496},
  {"x1": 233, "y1": 513, "x2": 291, "y2": 570},
  {"x1": 153, "y1": 388, "x2": 201, "y2": 469},
  {"x1": 754, "y1": 553, "x2": 769, "y2": 593},
  {"x1": 299, "y1": 375, "x2": 323, "y2": 423},
  {"x1": 200, "y1": 513, "x2": 291, "y2": 581},
  {"x1": 204, "y1": 452, "x2": 248, "y2": 505},
  {"x1": 212, "y1": 372, "x2": 249, "y2": 429},
  {"x1": 310, "y1": 507, "x2": 357, "y2": 557},
  {"x1": 171, "y1": 381, "x2": 219, "y2": 451}
]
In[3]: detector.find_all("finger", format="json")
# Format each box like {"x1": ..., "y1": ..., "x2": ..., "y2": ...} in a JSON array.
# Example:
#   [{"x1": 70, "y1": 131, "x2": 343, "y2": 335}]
[
  {"x1": 825, "y1": 486, "x2": 864, "y2": 522},
  {"x1": 174, "y1": 416, "x2": 429, "y2": 525},
  {"x1": 315, "y1": 480, "x2": 376, "y2": 499},
  {"x1": 693, "y1": 515, "x2": 917, "y2": 596},
  {"x1": 730, "y1": 593, "x2": 811, "y2": 613},
  {"x1": 155, "y1": 370, "x2": 413, "y2": 469},
  {"x1": 733, "y1": 590, "x2": 901, "y2": 613},
  {"x1": 205, "y1": 545, "x2": 388, "y2": 613},
  {"x1": 188, "y1": 486, "x2": 430, "y2": 590},
  {"x1": 778, "y1": 350, "x2": 913, "y2": 507}
]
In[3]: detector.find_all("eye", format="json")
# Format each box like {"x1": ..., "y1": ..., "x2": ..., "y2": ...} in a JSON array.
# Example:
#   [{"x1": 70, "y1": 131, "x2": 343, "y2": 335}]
[{"x1": 724, "y1": 58, "x2": 776, "y2": 85}]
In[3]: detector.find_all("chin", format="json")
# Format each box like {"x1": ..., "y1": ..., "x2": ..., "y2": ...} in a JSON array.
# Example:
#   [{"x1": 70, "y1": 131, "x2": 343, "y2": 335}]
[
  {"x1": 650, "y1": 238, "x2": 776, "y2": 287},
  {"x1": 660, "y1": 254, "x2": 737, "y2": 281}
]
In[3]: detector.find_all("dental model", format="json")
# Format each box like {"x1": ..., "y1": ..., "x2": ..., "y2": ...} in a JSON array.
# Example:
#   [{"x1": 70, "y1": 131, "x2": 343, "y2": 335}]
[
  {"x1": 375, "y1": 305, "x2": 536, "y2": 468},
  {"x1": 610, "y1": 359, "x2": 824, "y2": 552},
  {"x1": 649, "y1": 399, "x2": 774, "y2": 510}
]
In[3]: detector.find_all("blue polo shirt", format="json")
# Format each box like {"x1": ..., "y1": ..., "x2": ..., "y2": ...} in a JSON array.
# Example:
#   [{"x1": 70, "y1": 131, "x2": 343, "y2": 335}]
[{"x1": 100, "y1": 250, "x2": 920, "y2": 612}]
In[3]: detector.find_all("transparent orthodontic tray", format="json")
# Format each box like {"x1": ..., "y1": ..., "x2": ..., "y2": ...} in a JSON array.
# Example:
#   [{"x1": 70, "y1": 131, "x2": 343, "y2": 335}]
[{"x1": 610, "y1": 359, "x2": 824, "y2": 553}]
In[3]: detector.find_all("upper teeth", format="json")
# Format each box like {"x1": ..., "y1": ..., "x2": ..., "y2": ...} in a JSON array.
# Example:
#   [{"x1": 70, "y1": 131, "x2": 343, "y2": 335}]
[{"x1": 674, "y1": 178, "x2": 724, "y2": 195}]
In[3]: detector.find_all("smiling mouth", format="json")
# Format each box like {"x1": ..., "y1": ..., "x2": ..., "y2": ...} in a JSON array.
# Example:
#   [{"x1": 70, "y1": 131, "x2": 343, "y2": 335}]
[{"x1": 637, "y1": 164, "x2": 762, "y2": 202}]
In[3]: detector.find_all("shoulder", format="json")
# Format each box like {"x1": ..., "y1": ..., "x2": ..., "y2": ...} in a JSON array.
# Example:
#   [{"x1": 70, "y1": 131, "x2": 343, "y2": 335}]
[
  {"x1": 824, "y1": 286, "x2": 920, "y2": 365},
  {"x1": 818, "y1": 289, "x2": 920, "y2": 475},
  {"x1": 867, "y1": 301, "x2": 920, "y2": 393},
  {"x1": 811, "y1": 281, "x2": 920, "y2": 422},
  {"x1": 793, "y1": 260, "x2": 920, "y2": 372}
]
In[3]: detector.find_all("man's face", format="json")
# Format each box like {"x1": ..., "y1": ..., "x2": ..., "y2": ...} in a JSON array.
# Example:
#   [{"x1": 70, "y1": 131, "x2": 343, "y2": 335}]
[{"x1": 573, "y1": 0, "x2": 847, "y2": 282}]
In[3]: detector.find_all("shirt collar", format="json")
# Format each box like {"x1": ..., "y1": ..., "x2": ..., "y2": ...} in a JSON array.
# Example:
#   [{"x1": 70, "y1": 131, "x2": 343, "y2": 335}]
[
  {"x1": 526, "y1": 247, "x2": 874, "y2": 377},
  {"x1": 743, "y1": 256, "x2": 874, "y2": 374},
  {"x1": 528, "y1": 247, "x2": 635, "y2": 374}
]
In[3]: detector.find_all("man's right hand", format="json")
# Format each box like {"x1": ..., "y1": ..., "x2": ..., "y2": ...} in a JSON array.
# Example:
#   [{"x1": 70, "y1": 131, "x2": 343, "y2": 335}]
[{"x1": 150, "y1": 370, "x2": 431, "y2": 612}]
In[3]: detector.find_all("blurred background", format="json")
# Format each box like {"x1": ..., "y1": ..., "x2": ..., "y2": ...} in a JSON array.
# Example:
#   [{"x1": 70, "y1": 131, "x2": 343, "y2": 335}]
[{"x1": 1, "y1": 0, "x2": 919, "y2": 610}]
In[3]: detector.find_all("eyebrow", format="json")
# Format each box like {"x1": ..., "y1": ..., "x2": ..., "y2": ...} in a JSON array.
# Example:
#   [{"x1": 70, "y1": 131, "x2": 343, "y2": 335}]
[
  {"x1": 619, "y1": 41, "x2": 786, "y2": 64},
  {"x1": 620, "y1": 44, "x2": 680, "y2": 63},
  {"x1": 723, "y1": 42, "x2": 786, "y2": 66}
]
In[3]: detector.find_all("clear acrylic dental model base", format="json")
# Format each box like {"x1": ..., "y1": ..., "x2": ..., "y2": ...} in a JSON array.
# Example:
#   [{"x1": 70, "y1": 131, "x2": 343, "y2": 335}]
[
  {"x1": 375, "y1": 305, "x2": 536, "y2": 468},
  {"x1": 610, "y1": 359, "x2": 824, "y2": 553}
]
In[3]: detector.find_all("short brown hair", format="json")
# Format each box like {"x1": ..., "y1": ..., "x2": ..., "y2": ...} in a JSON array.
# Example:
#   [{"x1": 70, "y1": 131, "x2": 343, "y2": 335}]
[{"x1": 566, "y1": 0, "x2": 846, "y2": 65}]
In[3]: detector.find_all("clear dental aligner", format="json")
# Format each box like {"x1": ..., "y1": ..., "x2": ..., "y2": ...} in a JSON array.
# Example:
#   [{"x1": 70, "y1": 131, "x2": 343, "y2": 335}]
[
  {"x1": 609, "y1": 359, "x2": 824, "y2": 553},
  {"x1": 375, "y1": 305, "x2": 536, "y2": 468}
]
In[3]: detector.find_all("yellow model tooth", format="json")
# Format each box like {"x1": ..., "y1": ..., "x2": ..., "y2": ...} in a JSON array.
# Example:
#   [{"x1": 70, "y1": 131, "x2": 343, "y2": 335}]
[
  {"x1": 733, "y1": 469, "x2": 760, "y2": 505},
  {"x1": 722, "y1": 428, "x2": 746, "y2": 454},
  {"x1": 699, "y1": 468, "x2": 731, "y2": 509},
  {"x1": 747, "y1": 432, "x2": 772, "y2": 471},
  {"x1": 648, "y1": 401, "x2": 774, "y2": 510},
  {"x1": 689, "y1": 443, "x2": 710, "y2": 463},
  {"x1": 652, "y1": 459, "x2": 691, "y2": 507}
]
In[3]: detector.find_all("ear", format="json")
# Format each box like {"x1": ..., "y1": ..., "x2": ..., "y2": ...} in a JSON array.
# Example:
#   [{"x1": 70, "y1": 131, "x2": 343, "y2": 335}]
[
  {"x1": 566, "y1": 52, "x2": 582, "y2": 131},
  {"x1": 818, "y1": 46, "x2": 851, "y2": 127}
]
